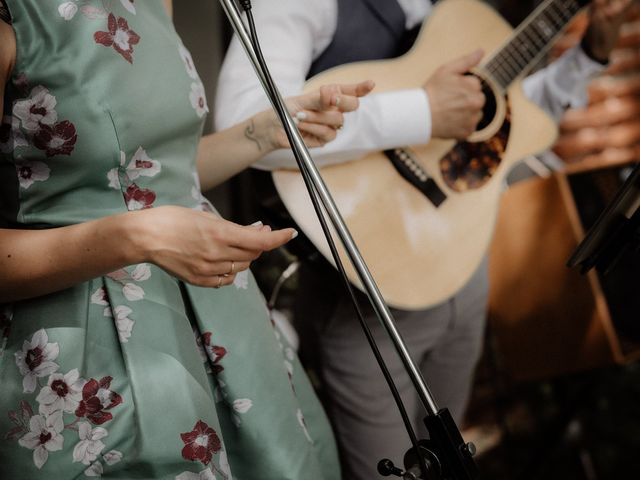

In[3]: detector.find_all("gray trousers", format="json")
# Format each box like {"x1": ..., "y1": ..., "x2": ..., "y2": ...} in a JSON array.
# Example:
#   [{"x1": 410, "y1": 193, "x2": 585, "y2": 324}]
[{"x1": 298, "y1": 257, "x2": 489, "y2": 480}]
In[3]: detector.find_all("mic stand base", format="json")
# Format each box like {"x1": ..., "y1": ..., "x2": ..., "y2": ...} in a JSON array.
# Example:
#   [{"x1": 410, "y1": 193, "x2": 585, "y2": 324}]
[{"x1": 379, "y1": 409, "x2": 479, "y2": 480}]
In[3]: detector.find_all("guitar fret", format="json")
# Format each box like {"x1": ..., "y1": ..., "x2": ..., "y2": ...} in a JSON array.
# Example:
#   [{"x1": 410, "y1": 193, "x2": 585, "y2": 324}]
[
  {"x1": 501, "y1": 54, "x2": 520, "y2": 85},
  {"x1": 486, "y1": 63, "x2": 510, "y2": 90},
  {"x1": 533, "y1": 17, "x2": 554, "y2": 42},
  {"x1": 514, "y1": 34, "x2": 537, "y2": 61},
  {"x1": 505, "y1": 43, "x2": 529, "y2": 71},
  {"x1": 549, "y1": 1, "x2": 571, "y2": 23},
  {"x1": 493, "y1": 53, "x2": 519, "y2": 85},
  {"x1": 544, "y1": 9, "x2": 563, "y2": 33},
  {"x1": 485, "y1": 0, "x2": 587, "y2": 90}
]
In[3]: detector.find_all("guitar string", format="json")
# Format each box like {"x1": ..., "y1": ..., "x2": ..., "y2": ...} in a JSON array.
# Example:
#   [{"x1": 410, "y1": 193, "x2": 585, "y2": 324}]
[
  {"x1": 485, "y1": 0, "x2": 582, "y2": 90},
  {"x1": 488, "y1": 0, "x2": 572, "y2": 79},
  {"x1": 484, "y1": 0, "x2": 559, "y2": 87},
  {"x1": 490, "y1": 2, "x2": 559, "y2": 84},
  {"x1": 499, "y1": 0, "x2": 581, "y2": 82}
]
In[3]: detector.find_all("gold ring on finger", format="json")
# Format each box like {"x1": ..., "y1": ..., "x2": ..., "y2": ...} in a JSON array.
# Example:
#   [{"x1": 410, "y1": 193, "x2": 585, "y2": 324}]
[{"x1": 216, "y1": 275, "x2": 223, "y2": 289}]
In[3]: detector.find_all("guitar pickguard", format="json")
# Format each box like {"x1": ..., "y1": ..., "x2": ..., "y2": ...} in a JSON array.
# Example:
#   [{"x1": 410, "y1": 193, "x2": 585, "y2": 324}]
[{"x1": 439, "y1": 97, "x2": 512, "y2": 192}]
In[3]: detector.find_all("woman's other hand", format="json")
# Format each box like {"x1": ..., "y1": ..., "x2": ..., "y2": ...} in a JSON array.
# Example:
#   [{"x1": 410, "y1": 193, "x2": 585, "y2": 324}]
[
  {"x1": 257, "y1": 80, "x2": 375, "y2": 151},
  {"x1": 137, "y1": 206, "x2": 296, "y2": 289}
]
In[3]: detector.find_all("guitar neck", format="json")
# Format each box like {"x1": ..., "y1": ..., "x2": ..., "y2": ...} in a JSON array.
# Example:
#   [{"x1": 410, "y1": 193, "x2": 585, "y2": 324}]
[{"x1": 484, "y1": 0, "x2": 589, "y2": 90}]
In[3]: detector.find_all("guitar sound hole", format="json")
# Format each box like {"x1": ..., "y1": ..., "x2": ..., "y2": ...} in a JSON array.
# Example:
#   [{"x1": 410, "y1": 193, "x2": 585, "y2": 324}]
[
  {"x1": 476, "y1": 75, "x2": 498, "y2": 131},
  {"x1": 438, "y1": 91, "x2": 512, "y2": 193}
]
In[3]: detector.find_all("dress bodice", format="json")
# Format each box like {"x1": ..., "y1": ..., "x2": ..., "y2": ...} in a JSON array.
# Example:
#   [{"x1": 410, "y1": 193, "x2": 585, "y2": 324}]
[
  {"x1": 0, "y1": 0, "x2": 209, "y2": 227},
  {"x1": 0, "y1": 4, "x2": 339, "y2": 479}
]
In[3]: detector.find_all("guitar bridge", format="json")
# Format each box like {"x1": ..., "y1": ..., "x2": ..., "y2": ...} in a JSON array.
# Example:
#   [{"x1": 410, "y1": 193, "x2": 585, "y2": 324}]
[{"x1": 384, "y1": 148, "x2": 447, "y2": 207}]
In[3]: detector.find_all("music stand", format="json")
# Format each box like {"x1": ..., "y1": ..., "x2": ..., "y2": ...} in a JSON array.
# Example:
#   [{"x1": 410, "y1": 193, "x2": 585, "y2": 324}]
[{"x1": 568, "y1": 162, "x2": 640, "y2": 274}]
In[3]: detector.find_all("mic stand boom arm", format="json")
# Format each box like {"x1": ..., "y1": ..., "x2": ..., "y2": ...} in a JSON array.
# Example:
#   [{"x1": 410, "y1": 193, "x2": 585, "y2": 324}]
[{"x1": 217, "y1": 1, "x2": 478, "y2": 478}]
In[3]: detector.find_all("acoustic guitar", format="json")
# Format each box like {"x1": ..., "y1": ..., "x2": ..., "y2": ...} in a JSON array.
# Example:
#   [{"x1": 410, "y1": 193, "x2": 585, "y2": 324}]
[{"x1": 272, "y1": 0, "x2": 589, "y2": 310}]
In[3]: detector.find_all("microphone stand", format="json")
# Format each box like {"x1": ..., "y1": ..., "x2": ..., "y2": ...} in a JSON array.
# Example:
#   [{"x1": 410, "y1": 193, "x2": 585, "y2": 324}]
[{"x1": 217, "y1": 1, "x2": 479, "y2": 478}]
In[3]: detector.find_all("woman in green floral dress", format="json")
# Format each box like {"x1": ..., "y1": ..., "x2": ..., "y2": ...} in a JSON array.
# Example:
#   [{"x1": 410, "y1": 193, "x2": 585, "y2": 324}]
[{"x1": 0, "y1": 1, "x2": 373, "y2": 478}]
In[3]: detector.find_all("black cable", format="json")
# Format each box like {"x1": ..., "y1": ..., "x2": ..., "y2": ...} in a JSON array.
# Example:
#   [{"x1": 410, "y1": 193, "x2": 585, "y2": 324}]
[{"x1": 240, "y1": 3, "x2": 428, "y2": 477}]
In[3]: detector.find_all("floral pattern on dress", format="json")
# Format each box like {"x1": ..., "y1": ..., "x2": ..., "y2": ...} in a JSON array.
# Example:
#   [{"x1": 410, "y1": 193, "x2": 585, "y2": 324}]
[
  {"x1": 36, "y1": 369, "x2": 85, "y2": 416},
  {"x1": 13, "y1": 86, "x2": 57, "y2": 133},
  {"x1": 189, "y1": 82, "x2": 209, "y2": 119},
  {"x1": 53, "y1": 0, "x2": 138, "y2": 17},
  {"x1": 15, "y1": 159, "x2": 51, "y2": 189},
  {"x1": 18, "y1": 411, "x2": 65, "y2": 469},
  {"x1": 232, "y1": 271, "x2": 249, "y2": 290},
  {"x1": 3, "y1": 83, "x2": 79, "y2": 163},
  {"x1": 107, "y1": 148, "x2": 160, "y2": 211},
  {"x1": 269, "y1": 313, "x2": 314, "y2": 444},
  {"x1": 57, "y1": 1, "x2": 140, "y2": 62},
  {"x1": 94, "y1": 263, "x2": 152, "y2": 342},
  {"x1": 33, "y1": 121, "x2": 78, "y2": 157},
  {"x1": 106, "y1": 263, "x2": 152, "y2": 302},
  {"x1": 175, "y1": 468, "x2": 216, "y2": 480},
  {"x1": 5, "y1": 330, "x2": 125, "y2": 472},
  {"x1": 195, "y1": 331, "x2": 227, "y2": 376},
  {"x1": 193, "y1": 330, "x2": 254, "y2": 430},
  {"x1": 58, "y1": 1, "x2": 79, "y2": 20},
  {"x1": 15, "y1": 330, "x2": 60, "y2": 394},
  {"x1": 72, "y1": 422, "x2": 108, "y2": 465},
  {"x1": 94, "y1": 13, "x2": 140, "y2": 63},
  {"x1": 180, "y1": 420, "x2": 221, "y2": 465},
  {"x1": 178, "y1": 41, "x2": 199, "y2": 81},
  {"x1": 176, "y1": 40, "x2": 209, "y2": 119},
  {"x1": 75, "y1": 376, "x2": 123, "y2": 425},
  {"x1": 178, "y1": 420, "x2": 231, "y2": 479},
  {"x1": 190, "y1": 172, "x2": 215, "y2": 213}
]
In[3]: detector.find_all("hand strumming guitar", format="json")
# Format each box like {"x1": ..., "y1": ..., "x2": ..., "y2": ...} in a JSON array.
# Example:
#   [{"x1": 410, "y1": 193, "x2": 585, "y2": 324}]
[{"x1": 423, "y1": 49, "x2": 486, "y2": 140}]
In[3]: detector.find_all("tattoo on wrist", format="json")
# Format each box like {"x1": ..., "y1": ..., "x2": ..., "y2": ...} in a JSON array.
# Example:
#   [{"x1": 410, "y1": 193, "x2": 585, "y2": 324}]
[{"x1": 244, "y1": 119, "x2": 263, "y2": 151}]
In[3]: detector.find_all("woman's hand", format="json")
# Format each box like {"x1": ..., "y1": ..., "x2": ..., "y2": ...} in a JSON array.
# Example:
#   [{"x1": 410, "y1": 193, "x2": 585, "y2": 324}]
[
  {"x1": 253, "y1": 80, "x2": 375, "y2": 151},
  {"x1": 137, "y1": 206, "x2": 296, "y2": 289}
]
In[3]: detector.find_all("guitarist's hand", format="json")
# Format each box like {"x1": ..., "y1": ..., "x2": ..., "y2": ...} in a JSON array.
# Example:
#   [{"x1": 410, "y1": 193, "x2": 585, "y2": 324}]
[
  {"x1": 583, "y1": 0, "x2": 634, "y2": 63},
  {"x1": 423, "y1": 49, "x2": 486, "y2": 140}
]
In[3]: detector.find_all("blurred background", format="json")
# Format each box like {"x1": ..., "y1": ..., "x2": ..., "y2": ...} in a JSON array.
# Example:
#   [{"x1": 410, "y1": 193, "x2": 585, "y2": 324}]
[{"x1": 173, "y1": 1, "x2": 640, "y2": 478}]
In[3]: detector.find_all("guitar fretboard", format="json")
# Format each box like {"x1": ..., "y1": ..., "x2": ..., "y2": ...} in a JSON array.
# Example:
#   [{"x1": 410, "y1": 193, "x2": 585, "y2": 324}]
[{"x1": 484, "y1": 0, "x2": 588, "y2": 90}]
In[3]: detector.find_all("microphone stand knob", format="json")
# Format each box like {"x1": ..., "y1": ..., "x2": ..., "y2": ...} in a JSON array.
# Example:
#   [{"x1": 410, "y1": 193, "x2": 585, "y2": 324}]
[
  {"x1": 461, "y1": 441, "x2": 477, "y2": 457},
  {"x1": 378, "y1": 459, "x2": 404, "y2": 477}
]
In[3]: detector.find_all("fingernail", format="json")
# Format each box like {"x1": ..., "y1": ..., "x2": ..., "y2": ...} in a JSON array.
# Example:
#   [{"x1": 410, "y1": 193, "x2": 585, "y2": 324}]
[
  {"x1": 250, "y1": 221, "x2": 263, "y2": 227},
  {"x1": 291, "y1": 229, "x2": 299, "y2": 239},
  {"x1": 295, "y1": 111, "x2": 308, "y2": 121}
]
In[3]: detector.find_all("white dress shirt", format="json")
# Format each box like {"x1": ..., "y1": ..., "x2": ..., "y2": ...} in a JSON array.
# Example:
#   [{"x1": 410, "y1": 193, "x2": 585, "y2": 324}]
[{"x1": 215, "y1": 0, "x2": 604, "y2": 170}]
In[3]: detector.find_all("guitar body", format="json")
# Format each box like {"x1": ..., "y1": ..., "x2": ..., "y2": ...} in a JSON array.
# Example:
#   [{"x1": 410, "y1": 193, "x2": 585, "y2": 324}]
[{"x1": 272, "y1": 0, "x2": 558, "y2": 310}]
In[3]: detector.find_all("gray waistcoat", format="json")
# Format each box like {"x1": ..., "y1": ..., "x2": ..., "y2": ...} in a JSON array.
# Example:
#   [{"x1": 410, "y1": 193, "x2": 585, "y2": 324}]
[{"x1": 308, "y1": 0, "x2": 422, "y2": 77}]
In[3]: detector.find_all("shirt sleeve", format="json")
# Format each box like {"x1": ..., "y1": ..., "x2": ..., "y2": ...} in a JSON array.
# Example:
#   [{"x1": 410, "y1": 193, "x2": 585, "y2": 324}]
[
  {"x1": 214, "y1": 0, "x2": 432, "y2": 170},
  {"x1": 522, "y1": 44, "x2": 606, "y2": 121}
]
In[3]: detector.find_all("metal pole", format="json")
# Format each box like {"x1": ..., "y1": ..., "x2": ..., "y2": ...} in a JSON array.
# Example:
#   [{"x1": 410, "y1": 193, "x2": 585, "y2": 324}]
[{"x1": 218, "y1": 0, "x2": 439, "y2": 416}]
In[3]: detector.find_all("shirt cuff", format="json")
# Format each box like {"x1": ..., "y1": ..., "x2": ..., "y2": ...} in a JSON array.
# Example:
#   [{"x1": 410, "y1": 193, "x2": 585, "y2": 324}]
[{"x1": 369, "y1": 88, "x2": 432, "y2": 147}]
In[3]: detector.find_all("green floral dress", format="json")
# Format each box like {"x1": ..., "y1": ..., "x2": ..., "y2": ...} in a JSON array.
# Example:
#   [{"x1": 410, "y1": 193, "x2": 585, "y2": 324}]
[{"x1": 0, "y1": 1, "x2": 339, "y2": 479}]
